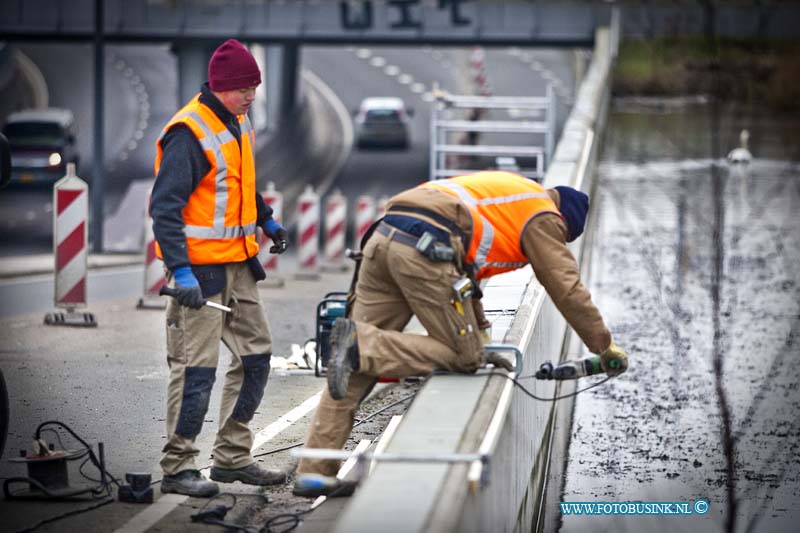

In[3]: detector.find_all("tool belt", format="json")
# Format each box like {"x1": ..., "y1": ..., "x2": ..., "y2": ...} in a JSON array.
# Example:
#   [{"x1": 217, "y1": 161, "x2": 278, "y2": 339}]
[
  {"x1": 381, "y1": 211, "x2": 481, "y2": 299},
  {"x1": 377, "y1": 222, "x2": 454, "y2": 262}
]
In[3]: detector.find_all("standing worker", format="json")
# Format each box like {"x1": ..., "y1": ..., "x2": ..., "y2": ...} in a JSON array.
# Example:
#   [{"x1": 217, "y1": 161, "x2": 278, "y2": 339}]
[
  {"x1": 293, "y1": 171, "x2": 628, "y2": 496},
  {"x1": 151, "y1": 39, "x2": 289, "y2": 497}
]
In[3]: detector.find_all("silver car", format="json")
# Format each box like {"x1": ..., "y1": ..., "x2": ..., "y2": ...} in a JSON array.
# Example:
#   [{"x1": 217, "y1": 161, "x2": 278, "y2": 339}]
[{"x1": 354, "y1": 97, "x2": 412, "y2": 149}]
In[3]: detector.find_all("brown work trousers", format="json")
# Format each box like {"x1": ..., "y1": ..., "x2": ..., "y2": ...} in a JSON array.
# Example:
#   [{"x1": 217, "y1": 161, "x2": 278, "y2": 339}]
[
  {"x1": 297, "y1": 227, "x2": 484, "y2": 476},
  {"x1": 160, "y1": 261, "x2": 272, "y2": 476}
]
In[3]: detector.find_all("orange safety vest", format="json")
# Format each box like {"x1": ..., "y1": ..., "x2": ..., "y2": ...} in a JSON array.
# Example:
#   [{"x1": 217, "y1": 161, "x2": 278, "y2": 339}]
[
  {"x1": 154, "y1": 95, "x2": 259, "y2": 265},
  {"x1": 421, "y1": 171, "x2": 562, "y2": 280}
]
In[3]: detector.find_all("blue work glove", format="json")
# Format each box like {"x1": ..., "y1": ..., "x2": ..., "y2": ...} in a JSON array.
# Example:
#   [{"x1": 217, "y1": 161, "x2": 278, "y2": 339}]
[
  {"x1": 263, "y1": 219, "x2": 289, "y2": 254},
  {"x1": 173, "y1": 266, "x2": 204, "y2": 309}
]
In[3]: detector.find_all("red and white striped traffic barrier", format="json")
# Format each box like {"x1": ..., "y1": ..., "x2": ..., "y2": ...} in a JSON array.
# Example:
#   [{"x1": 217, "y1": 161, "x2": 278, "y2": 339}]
[
  {"x1": 259, "y1": 181, "x2": 284, "y2": 285},
  {"x1": 45, "y1": 163, "x2": 96, "y2": 327},
  {"x1": 137, "y1": 190, "x2": 167, "y2": 309},
  {"x1": 375, "y1": 195, "x2": 389, "y2": 222},
  {"x1": 354, "y1": 195, "x2": 375, "y2": 250},
  {"x1": 323, "y1": 189, "x2": 347, "y2": 269},
  {"x1": 296, "y1": 184, "x2": 320, "y2": 278}
]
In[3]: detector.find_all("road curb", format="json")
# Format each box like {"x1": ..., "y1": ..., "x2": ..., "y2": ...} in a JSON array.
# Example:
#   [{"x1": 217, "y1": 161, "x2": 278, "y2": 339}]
[{"x1": 0, "y1": 254, "x2": 142, "y2": 279}]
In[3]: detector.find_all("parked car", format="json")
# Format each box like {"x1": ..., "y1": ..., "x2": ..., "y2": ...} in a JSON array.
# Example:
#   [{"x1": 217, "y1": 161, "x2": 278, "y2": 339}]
[
  {"x1": 354, "y1": 97, "x2": 412, "y2": 149},
  {"x1": 2, "y1": 108, "x2": 79, "y2": 187}
]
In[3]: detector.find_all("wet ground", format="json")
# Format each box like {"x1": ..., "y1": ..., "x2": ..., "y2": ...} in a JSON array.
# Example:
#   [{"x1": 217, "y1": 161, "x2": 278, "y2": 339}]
[{"x1": 561, "y1": 102, "x2": 800, "y2": 532}]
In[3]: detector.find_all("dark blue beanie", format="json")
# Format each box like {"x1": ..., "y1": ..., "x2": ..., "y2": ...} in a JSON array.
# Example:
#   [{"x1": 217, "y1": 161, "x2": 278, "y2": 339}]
[{"x1": 554, "y1": 186, "x2": 589, "y2": 242}]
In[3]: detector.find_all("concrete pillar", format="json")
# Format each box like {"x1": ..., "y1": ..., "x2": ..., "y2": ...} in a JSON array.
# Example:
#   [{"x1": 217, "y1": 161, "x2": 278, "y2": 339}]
[
  {"x1": 279, "y1": 43, "x2": 300, "y2": 122},
  {"x1": 265, "y1": 43, "x2": 301, "y2": 127},
  {"x1": 265, "y1": 45, "x2": 282, "y2": 131},
  {"x1": 174, "y1": 43, "x2": 215, "y2": 106}
]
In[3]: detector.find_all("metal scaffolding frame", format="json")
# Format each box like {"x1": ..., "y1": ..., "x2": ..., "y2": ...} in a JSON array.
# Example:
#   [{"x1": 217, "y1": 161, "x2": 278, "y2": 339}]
[{"x1": 429, "y1": 87, "x2": 556, "y2": 182}]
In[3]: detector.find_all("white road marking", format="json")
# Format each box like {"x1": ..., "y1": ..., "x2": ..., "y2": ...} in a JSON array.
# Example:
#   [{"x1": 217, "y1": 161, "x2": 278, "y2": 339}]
[
  {"x1": 113, "y1": 494, "x2": 188, "y2": 533},
  {"x1": 310, "y1": 439, "x2": 372, "y2": 510},
  {"x1": 113, "y1": 390, "x2": 323, "y2": 533},
  {"x1": 252, "y1": 391, "x2": 322, "y2": 450},
  {"x1": 369, "y1": 56, "x2": 386, "y2": 67}
]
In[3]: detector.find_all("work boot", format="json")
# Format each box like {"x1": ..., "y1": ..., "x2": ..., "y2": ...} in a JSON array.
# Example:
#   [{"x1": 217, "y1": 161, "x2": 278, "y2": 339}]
[
  {"x1": 209, "y1": 463, "x2": 287, "y2": 486},
  {"x1": 327, "y1": 318, "x2": 359, "y2": 400},
  {"x1": 292, "y1": 473, "x2": 357, "y2": 498},
  {"x1": 161, "y1": 469, "x2": 219, "y2": 497}
]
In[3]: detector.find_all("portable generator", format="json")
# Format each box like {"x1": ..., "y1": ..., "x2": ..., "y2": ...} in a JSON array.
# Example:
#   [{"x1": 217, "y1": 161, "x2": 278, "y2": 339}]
[{"x1": 314, "y1": 291, "x2": 348, "y2": 377}]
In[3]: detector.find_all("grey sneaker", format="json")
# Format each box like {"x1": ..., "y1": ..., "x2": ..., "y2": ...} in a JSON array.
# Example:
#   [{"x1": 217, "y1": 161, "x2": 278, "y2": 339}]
[
  {"x1": 292, "y1": 473, "x2": 357, "y2": 498},
  {"x1": 161, "y1": 469, "x2": 219, "y2": 497},
  {"x1": 327, "y1": 318, "x2": 358, "y2": 400},
  {"x1": 209, "y1": 463, "x2": 287, "y2": 486}
]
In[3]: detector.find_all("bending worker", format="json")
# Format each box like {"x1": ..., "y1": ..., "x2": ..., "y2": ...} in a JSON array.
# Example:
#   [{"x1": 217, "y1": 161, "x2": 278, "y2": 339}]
[
  {"x1": 294, "y1": 170, "x2": 628, "y2": 497},
  {"x1": 151, "y1": 39, "x2": 289, "y2": 497}
]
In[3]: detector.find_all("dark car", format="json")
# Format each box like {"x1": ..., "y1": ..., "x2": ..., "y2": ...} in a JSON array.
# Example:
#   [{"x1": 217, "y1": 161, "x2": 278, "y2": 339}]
[{"x1": 2, "y1": 108, "x2": 79, "y2": 187}]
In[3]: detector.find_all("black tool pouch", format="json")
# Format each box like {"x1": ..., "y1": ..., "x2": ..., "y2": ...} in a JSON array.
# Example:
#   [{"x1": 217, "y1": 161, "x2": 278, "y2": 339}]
[
  {"x1": 415, "y1": 231, "x2": 455, "y2": 262},
  {"x1": 246, "y1": 255, "x2": 267, "y2": 282},
  {"x1": 191, "y1": 264, "x2": 227, "y2": 298}
]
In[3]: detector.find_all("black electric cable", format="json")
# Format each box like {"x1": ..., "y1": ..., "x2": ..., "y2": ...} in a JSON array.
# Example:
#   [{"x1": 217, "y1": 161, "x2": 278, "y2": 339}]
[
  {"x1": 33, "y1": 420, "x2": 124, "y2": 489},
  {"x1": 7, "y1": 420, "x2": 128, "y2": 533},
  {"x1": 491, "y1": 370, "x2": 611, "y2": 400},
  {"x1": 262, "y1": 509, "x2": 312, "y2": 533},
  {"x1": 14, "y1": 497, "x2": 114, "y2": 533},
  {"x1": 428, "y1": 368, "x2": 612, "y2": 401},
  {"x1": 251, "y1": 391, "x2": 418, "y2": 460},
  {"x1": 39, "y1": 428, "x2": 68, "y2": 452}
]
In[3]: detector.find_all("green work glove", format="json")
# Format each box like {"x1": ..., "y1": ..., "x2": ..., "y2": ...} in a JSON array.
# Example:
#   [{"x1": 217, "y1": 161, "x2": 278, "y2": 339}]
[{"x1": 600, "y1": 341, "x2": 628, "y2": 377}]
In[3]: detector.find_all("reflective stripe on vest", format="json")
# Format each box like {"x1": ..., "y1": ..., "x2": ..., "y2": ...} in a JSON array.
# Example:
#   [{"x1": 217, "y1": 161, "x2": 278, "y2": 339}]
[
  {"x1": 155, "y1": 96, "x2": 258, "y2": 264},
  {"x1": 422, "y1": 172, "x2": 560, "y2": 279}
]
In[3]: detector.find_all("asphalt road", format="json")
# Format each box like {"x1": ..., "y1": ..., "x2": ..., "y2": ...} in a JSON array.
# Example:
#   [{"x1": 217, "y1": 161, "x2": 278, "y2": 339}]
[
  {"x1": 0, "y1": 44, "x2": 575, "y2": 532},
  {"x1": 0, "y1": 263, "x2": 354, "y2": 533},
  {"x1": 303, "y1": 45, "x2": 574, "y2": 203}
]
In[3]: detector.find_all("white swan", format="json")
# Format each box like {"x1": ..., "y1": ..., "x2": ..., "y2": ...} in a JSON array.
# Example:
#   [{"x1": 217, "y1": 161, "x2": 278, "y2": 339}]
[{"x1": 727, "y1": 129, "x2": 752, "y2": 164}]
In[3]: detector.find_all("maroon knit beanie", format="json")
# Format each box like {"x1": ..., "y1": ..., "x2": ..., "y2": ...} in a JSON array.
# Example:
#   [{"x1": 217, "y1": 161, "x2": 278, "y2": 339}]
[{"x1": 208, "y1": 39, "x2": 261, "y2": 91}]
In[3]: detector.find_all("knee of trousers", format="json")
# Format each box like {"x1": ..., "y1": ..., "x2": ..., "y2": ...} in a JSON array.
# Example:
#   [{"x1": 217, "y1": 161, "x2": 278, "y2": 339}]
[
  {"x1": 232, "y1": 353, "x2": 271, "y2": 423},
  {"x1": 176, "y1": 367, "x2": 216, "y2": 439}
]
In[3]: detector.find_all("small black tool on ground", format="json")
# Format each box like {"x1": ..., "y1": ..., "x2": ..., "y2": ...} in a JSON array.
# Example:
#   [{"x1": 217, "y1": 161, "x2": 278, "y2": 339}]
[{"x1": 118, "y1": 472, "x2": 154, "y2": 504}]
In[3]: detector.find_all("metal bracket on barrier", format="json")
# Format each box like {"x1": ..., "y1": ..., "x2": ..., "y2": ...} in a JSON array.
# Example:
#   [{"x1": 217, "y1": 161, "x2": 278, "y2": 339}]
[
  {"x1": 292, "y1": 447, "x2": 488, "y2": 485},
  {"x1": 484, "y1": 344, "x2": 523, "y2": 377},
  {"x1": 292, "y1": 448, "x2": 485, "y2": 464}
]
